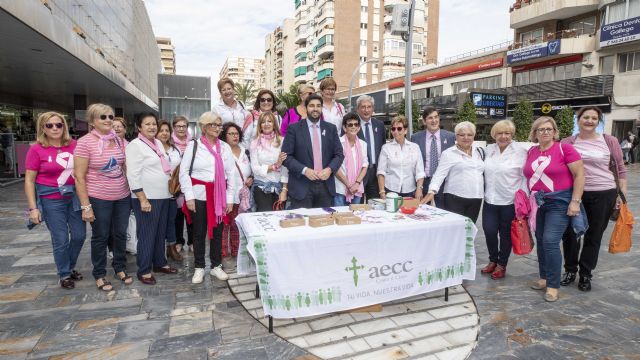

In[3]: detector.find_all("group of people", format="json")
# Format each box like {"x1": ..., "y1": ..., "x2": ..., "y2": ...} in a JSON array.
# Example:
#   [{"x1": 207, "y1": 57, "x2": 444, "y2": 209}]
[{"x1": 25, "y1": 75, "x2": 626, "y2": 302}]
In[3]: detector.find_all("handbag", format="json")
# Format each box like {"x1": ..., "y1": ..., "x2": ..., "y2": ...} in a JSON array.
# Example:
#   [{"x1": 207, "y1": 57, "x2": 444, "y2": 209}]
[
  {"x1": 273, "y1": 200, "x2": 285, "y2": 211},
  {"x1": 608, "y1": 200, "x2": 634, "y2": 253},
  {"x1": 168, "y1": 166, "x2": 181, "y2": 196},
  {"x1": 511, "y1": 218, "x2": 534, "y2": 255},
  {"x1": 234, "y1": 161, "x2": 251, "y2": 212}
]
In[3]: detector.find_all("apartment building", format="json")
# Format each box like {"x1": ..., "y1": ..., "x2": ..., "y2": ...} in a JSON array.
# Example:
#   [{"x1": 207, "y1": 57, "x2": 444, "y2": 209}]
[
  {"x1": 156, "y1": 37, "x2": 176, "y2": 75},
  {"x1": 274, "y1": 0, "x2": 439, "y2": 92},
  {"x1": 264, "y1": 19, "x2": 296, "y2": 94},
  {"x1": 219, "y1": 56, "x2": 265, "y2": 90}
]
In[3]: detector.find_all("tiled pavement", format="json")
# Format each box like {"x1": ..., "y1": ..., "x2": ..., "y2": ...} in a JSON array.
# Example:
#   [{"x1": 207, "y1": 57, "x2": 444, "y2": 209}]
[{"x1": 1, "y1": 165, "x2": 639, "y2": 359}]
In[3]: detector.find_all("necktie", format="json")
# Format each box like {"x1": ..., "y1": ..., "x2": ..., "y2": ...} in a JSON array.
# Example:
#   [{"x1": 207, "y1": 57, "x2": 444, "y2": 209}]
[
  {"x1": 429, "y1": 134, "x2": 438, "y2": 177},
  {"x1": 364, "y1": 122, "x2": 372, "y2": 165},
  {"x1": 312, "y1": 124, "x2": 322, "y2": 172}
]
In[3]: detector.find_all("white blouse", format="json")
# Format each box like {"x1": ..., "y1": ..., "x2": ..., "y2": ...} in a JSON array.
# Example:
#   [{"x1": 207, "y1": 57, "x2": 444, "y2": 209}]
[
  {"x1": 322, "y1": 101, "x2": 345, "y2": 133},
  {"x1": 335, "y1": 136, "x2": 369, "y2": 196},
  {"x1": 179, "y1": 139, "x2": 235, "y2": 203},
  {"x1": 377, "y1": 139, "x2": 425, "y2": 194},
  {"x1": 429, "y1": 145, "x2": 485, "y2": 199},
  {"x1": 229, "y1": 145, "x2": 252, "y2": 204},
  {"x1": 249, "y1": 139, "x2": 289, "y2": 184},
  {"x1": 213, "y1": 100, "x2": 249, "y2": 129},
  {"x1": 125, "y1": 138, "x2": 171, "y2": 200},
  {"x1": 164, "y1": 145, "x2": 182, "y2": 172},
  {"x1": 484, "y1": 142, "x2": 527, "y2": 205}
]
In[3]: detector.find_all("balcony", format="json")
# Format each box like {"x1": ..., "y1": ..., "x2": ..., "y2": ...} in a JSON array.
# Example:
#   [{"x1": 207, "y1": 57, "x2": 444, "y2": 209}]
[
  {"x1": 316, "y1": 42, "x2": 334, "y2": 59},
  {"x1": 510, "y1": 0, "x2": 599, "y2": 29},
  {"x1": 509, "y1": 29, "x2": 596, "y2": 54},
  {"x1": 316, "y1": 59, "x2": 334, "y2": 72},
  {"x1": 506, "y1": 75, "x2": 613, "y2": 102},
  {"x1": 295, "y1": 29, "x2": 308, "y2": 44}
]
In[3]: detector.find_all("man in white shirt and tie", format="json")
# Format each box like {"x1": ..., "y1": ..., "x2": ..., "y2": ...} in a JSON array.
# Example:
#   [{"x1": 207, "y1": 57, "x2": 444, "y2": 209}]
[
  {"x1": 410, "y1": 107, "x2": 455, "y2": 208},
  {"x1": 356, "y1": 95, "x2": 386, "y2": 201}
]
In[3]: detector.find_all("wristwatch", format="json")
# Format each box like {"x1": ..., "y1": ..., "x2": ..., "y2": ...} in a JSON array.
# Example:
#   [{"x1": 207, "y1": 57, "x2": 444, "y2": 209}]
[{"x1": 571, "y1": 198, "x2": 582, "y2": 204}]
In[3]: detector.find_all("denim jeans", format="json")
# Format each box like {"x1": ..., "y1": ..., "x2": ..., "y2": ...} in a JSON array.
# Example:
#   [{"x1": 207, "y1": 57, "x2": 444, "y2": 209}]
[
  {"x1": 89, "y1": 196, "x2": 130, "y2": 280},
  {"x1": 535, "y1": 198, "x2": 570, "y2": 289},
  {"x1": 166, "y1": 200, "x2": 177, "y2": 246},
  {"x1": 41, "y1": 197, "x2": 86, "y2": 279},
  {"x1": 482, "y1": 202, "x2": 515, "y2": 267},
  {"x1": 333, "y1": 194, "x2": 362, "y2": 206}
]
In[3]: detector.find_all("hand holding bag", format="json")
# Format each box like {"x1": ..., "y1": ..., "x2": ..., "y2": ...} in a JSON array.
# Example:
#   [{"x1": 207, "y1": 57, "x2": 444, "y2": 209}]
[{"x1": 511, "y1": 218, "x2": 534, "y2": 255}]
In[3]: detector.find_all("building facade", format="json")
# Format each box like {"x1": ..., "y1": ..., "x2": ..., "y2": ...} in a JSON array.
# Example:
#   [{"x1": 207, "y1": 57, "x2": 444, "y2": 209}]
[
  {"x1": 157, "y1": 37, "x2": 176, "y2": 75},
  {"x1": 270, "y1": 0, "x2": 439, "y2": 93},
  {"x1": 264, "y1": 19, "x2": 296, "y2": 94},
  {"x1": 219, "y1": 56, "x2": 266, "y2": 90},
  {"x1": 158, "y1": 74, "x2": 211, "y2": 138}
]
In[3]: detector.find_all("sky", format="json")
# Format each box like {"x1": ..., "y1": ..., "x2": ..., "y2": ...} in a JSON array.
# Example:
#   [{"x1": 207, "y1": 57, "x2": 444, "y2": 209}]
[{"x1": 145, "y1": 0, "x2": 514, "y2": 100}]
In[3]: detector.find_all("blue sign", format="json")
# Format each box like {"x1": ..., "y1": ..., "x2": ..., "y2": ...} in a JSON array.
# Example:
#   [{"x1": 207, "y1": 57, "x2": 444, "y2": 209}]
[
  {"x1": 600, "y1": 16, "x2": 640, "y2": 47},
  {"x1": 506, "y1": 40, "x2": 561, "y2": 64},
  {"x1": 470, "y1": 93, "x2": 507, "y2": 119}
]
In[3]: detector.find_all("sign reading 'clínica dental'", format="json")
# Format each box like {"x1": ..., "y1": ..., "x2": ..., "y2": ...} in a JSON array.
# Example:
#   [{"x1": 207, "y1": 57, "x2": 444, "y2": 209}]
[{"x1": 600, "y1": 16, "x2": 640, "y2": 47}]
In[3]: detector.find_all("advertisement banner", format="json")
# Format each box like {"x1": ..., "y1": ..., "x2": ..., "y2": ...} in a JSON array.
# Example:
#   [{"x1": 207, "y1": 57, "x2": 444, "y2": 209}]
[
  {"x1": 600, "y1": 16, "x2": 640, "y2": 47},
  {"x1": 507, "y1": 40, "x2": 561, "y2": 64},
  {"x1": 471, "y1": 92, "x2": 507, "y2": 118},
  {"x1": 236, "y1": 207, "x2": 477, "y2": 319}
]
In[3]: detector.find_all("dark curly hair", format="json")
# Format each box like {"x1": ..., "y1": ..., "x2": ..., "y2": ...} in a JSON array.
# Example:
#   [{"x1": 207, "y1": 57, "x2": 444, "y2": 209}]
[{"x1": 219, "y1": 122, "x2": 243, "y2": 144}]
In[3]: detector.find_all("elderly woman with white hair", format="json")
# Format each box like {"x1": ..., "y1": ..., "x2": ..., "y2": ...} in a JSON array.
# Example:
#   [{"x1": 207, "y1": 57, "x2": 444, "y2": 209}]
[
  {"x1": 422, "y1": 121, "x2": 485, "y2": 223},
  {"x1": 179, "y1": 112, "x2": 235, "y2": 284},
  {"x1": 480, "y1": 120, "x2": 527, "y2": 280}
]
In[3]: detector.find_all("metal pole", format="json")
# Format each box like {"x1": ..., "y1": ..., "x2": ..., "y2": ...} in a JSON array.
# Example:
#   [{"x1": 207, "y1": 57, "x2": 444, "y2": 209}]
[
  {"x1": 404, "y1": 0, "x2": 416, "y2": 136},
  {"x1": 347, "y1": 58, "x2": 379, "y2": 112}
]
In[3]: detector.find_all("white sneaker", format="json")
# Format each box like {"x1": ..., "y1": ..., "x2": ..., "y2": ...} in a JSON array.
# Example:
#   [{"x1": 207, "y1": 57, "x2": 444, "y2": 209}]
[
  {"x1": 192, "y1": 268, "x2": 205, "y2": 284},
  {"x1": 210, "y1": 265, "x2": 229, "y2": 281}
]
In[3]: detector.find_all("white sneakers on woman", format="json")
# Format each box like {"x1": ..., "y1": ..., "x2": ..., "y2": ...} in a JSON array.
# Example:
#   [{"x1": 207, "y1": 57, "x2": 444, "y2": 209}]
[
  {"x1": 210, "y1": 265, "x2": 229, "y2": 281},
  {"x1": 192, "y1": 268, "x2": 205, "y2": 284}
]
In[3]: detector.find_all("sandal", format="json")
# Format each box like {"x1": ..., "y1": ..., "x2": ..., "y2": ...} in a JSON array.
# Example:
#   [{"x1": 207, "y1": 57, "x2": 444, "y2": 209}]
[
  {"x1": 60, "y1": 277, "x2": 75, "y2": 289},
  {"x1": 115, "y1": 271, "x2": 133, "y2": 285},
  {"x1": 96, "y1": 278, "x2": 113, "y2": 292},
  {"x1": 70, "y1": 270, "x2": 83, "y2": 281}
]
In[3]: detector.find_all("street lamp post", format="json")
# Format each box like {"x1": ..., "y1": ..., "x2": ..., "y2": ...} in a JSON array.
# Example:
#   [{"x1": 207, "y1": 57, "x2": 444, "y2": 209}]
[
  {"x1": 403, "y1": 0, "x2": 416, "y2": 137},
  {"x1": 347, "y1": 58, "x2": 379, "y2": 112}
]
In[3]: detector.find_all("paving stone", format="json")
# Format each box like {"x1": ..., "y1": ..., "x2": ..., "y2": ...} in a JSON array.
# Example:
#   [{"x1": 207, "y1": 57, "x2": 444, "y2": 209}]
[
  {"x1": 148, "y1": 330, "x2": 221, "y2": 357},
  {"x1": 112, "y1": 318, "x2": 169, "y2": 344},
  {"x1": 406, "y1": 320, "x2": 453, "y2": 338},
  {"x1": 363, "y1": 328, "x2": 415, "y2": 348},
  {"x1": 308, "y1": 313, "x2": 355, "y2": 331},
  {"x1": 349, "y1": 317, "x2": 397, "y2": 336},
  {"x1": 274, "y1": 322, "x2": 313, "y2": 338},
  {"x1": 0, "y1": 272, "x2": 24, "y2": 286},
  {"x1": 219, "y1": 323, "x2": 253, "y2": 343},
  {"x1": 301, "y1": 326, "x2": 355, "y2": 347},
  {"x1": 11, "y1": 254, "x2": 55, "y2": 267},
  {"x1": 390, "y1": 311, "x2": 436, "y2": 327},
  {"x1": 0, "y1": 285, "x2": 45, "y2": 304},
  {"x1": 399, "y1": 336, "x2": 452, "y2": 357},
  {"x1": 262, "y1": 335, "x2": 309, "y2": 360},
  {"x1": 307, "y1": 341, "x2": 355, "y2": 359},
  {"x1": 29, "y1": 325, "x2": 117, "y2": 359},
  {"x1": 169, "y1": 311, "x2": 213, "y2": 337},
  {"x1": 0, "y1": 334, "x2": 41, "y2": 357},
  {"x1": 47, "y1": 340, "x2": 152, "y2": 360},
  {"x1": 350, "y1": 345, "x2": 409, "y2": 360},
  {"x1": 434, "y1": 344, "x2": 475, "y2": 360},
  {"x1": 0, "y1": 247, "x2": 35, "y2": 257}
]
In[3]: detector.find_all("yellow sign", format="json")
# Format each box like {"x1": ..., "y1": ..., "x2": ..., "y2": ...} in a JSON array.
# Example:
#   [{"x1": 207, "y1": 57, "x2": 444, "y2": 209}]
[{"x1": 541, "y1": 103, "x2": 552, "y2": 114}]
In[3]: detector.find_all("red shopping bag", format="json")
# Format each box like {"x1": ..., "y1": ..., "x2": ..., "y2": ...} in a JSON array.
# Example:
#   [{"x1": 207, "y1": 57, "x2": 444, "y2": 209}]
[{"x1": 511, "y1": 218, "x2": 534, "y2": 255}]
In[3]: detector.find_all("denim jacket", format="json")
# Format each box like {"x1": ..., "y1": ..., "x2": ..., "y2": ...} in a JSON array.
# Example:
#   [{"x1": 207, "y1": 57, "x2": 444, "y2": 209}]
[
  {"x1": 35, "y1": 183, "x2": 81, "y2": 213},
  {"x1": 534, "y1": 188, "x2": 588, "y2": 237}
]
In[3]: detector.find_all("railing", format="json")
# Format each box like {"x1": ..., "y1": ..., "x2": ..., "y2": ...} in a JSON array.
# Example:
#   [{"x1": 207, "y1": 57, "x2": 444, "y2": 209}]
[
  {"x1": 510, "y1": 0, "x2": 541, "y2": 12},
  {"x1": 505, "y1": 75, "x2": 614, "y2": 102},
  {"x1": 443, "y1": 40, "x2": 512, "y2": 64},
  {"x1": 510, "y1": 28, "x2": 596, "y2": 50}
]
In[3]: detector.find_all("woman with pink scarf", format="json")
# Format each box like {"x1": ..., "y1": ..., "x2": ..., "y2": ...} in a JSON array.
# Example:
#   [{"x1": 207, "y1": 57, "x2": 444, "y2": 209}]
[
  {"x1": 75, "y1": 103, "x2": 131, "y2": 291},
  {"x1": 334, "y1": 113, "x2": 368, "y2": 205},
  {"x1": 179, "y1": 112, "x2": 235, "y2": 284},
  {"x1": 170, "y1": 115, "x2": 193, "y2": 252}
]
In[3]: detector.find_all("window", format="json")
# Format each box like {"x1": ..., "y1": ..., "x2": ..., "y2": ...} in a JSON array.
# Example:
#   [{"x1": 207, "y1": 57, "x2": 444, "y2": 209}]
[
  {"x1": 388, "y1": 93, "x2": 403, "y2": 103},
  {"x1": 361, "y1": 6, "x2": 368, "y2": 12},
  {"x1": 603, "y1": 0, "x2": 640, "y2": 24},
  {"x1": 519, "y1": 28, "x2": 544, "y2": 45},
  {"x1": 360, "y1": 23, "x2": 368, "y2": 29},
  {"x1": 428, "y1": 85, "x2": 443, "y2": 98},
  {"x1": 618, "y1": 51, "x2": 640, "y2": 72},
  {"x1": 360, "y1": 40, "x2": 367, "y2": 46},
  {"x1": 514, "y1": 63, "x2": 582, "y2": 85},
  {"x1": 412, "y1": 88, "x2": 427, "y2": 99},
  {"x1": 451, "y1": 75, "x2": 502, "y2": 94},
  {"x1": 566, "y1": 16, "x2": 596, "y2": 36},
  {"x1": 360, "y1": 56, "x2": 367, "y2": 62},
  {"x1": 600, "y1": 55, "x2": 614, "y2": 75}
]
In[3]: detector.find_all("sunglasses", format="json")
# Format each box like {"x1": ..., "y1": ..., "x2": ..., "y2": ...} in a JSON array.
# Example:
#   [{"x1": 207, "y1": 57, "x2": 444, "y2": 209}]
[
  {"x1": 99, "y1": 115, "x2": 114, "y2": 120},
  {"x1": 259, "y1": 97, "x2": 273, "y2": 103},
  {"x1": 45, "y1": 123, "x2": 64, "y2": 129},
  {"x1": 345, "y1": 123, "x2": 360, "y2": 128},
  {"x1": 391, "y1": 127, "x2": 404, "y2": 132}
]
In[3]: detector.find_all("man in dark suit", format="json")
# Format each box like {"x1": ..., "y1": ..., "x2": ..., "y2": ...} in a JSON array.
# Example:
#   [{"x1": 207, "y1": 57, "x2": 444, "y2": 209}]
[
  {"x1": 282, "y1": 94, "x2": 344, "y2": 209},
  {"x1": 410, "y1": 106, "x2": 455, "y2": 208},
  {"x1": 355, "y1": 95, "x2": 386, "y2": 201}
]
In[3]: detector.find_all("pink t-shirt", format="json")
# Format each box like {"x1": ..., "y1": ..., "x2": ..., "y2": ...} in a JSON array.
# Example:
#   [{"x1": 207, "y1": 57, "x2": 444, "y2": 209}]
[
  {"x1": 74, "y1": 133, "x2": 130, "y2": 200},
  {"x1": 523, "y1": 142, "x2": 581, "y2": 193},
  {"x1": 573, "y1": 136, "x2": 616, "y2": 191},
  {"x1": 25, "y1": 140, "x2": 77, "y2": 199}
]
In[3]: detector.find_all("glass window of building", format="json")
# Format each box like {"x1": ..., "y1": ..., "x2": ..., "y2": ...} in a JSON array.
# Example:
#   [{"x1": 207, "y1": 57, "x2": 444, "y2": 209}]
[
  {"x1": 567, "y1": 16, "x2": 596, "y2": 35},
  {"x1": 429, "y1": 85, "x2": 443, "y2": 97},
  {"x1": 412, "y1": 88, "x2": 427, "y2": 99},
  {"x1": 618, "y1": 51, "x2": 640, "y2": 72},
  {"x1": 451, "y1": 75, "x2": 502, "y2": 94},
  {"x1": 389, "y1": 93, "x2": 403, "y2": 103},
  {"x1": 520, "y1": 28, "x2": 544, "y2": 44},
  {"x1": 603, "y1": 0, "x2": 640, "y2": 24},
  {"x1": 600, "y1": 55, "x2": 615, "y2": 75}
]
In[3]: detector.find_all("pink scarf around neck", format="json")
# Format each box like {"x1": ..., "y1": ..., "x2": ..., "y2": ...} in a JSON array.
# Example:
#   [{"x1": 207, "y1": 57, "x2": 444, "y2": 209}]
[
  {"x1": 199, "y1": 136, "x2": 227, "y2": 224},
  {"x1": 172, "y1": 132, "x2": 192, "y2": 153},
  {"x1": 91, "y1": 129, "x2": 117, "y2": 154},
  {"x1": 342, "y1": 136, "x2": 364, "y2": 202},
  {"x1": 252, "y1": 132, "x2": 276, "y2": 151},
  {"x1": 137, "y1": 133, "x2": 172, "y2": 174}
]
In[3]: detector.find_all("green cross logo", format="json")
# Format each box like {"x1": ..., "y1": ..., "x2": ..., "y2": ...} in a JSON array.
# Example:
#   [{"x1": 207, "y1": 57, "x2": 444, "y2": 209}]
[{"x1": 345, "y1": 256, "x2": 365, "y2": 287}]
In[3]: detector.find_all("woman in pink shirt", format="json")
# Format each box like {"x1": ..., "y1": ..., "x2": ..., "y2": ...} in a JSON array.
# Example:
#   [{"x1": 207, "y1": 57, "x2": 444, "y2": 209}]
[
  {"x1": 523, "y1": 116, "x2": 584, "y2": 302},
  {"x1": 560, "y1": 106, "x2": 626, "y2": 292},
  {"x1": 74, "y1": 103, "x2": 132, "y2": 291},
  {"x1": 280, "y1": 84, "x2": 315, "y2": 136},
  {"x1": 24, "y1": 112, "x2": 85, "y2": 289}
]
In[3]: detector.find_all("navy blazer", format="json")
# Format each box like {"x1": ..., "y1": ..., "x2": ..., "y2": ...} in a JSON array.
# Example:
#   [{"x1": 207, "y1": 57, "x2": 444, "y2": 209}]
[
  {"x1": 411, "y1": 129, "x2": 455, "y2": 173},
  {"x1": 282, "y1": 119, "x2": 344, "y2": 201},
  {"x1": 357, "y1": 117, "x2": 386, "y2": 166}
]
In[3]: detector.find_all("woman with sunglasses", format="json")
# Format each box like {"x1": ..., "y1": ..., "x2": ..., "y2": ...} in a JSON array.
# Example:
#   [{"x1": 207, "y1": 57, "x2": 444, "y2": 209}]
[
  {"x1": 377, "y1": 115, "x2": 425, "y2": 200},
  {"x1": 25, "y1": 112, "x2": 85, "y2": 289},
  {"x1": 320, "y1": 78, "x2": 345, "y2": 131},
  {"x1": 421, "y1": 121, "x2": 485, "y2": 223},
  {"x1": 280, "y1": 84, "x2": 315, "y2": 136},
  {"x1": 334, "y1": 113, "x2": 368, "y2": 206},
  {"x1": 242, "y1": 89, "x2": 281, "y2": 149},
  {"x1": 75, "y1": 103, "x2": 131, "y2": 291}
]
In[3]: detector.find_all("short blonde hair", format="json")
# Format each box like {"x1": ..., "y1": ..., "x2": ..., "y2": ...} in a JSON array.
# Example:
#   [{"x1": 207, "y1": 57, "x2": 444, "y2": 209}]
[
  {"x1": 319, "y1": 77, "x2": 337, "y2": 91},
  {"x1": 391, "y1": 115, "x2": 408, "y2": 128},
  {"x1": 113, "y1": 117, "x2": 127, "y2": 128},
  {"x1": 529, "y1": 116, "x2": 558, "y2": 142},
  {"x1": 36, "y1": 112, "x2": 71, "y2": 147},
  {"x1": 297, "y1": 84, "x2": 315, "y2": 100},
  {"x1": 198, "y1": 111, "x2": 222, "y2": 130},
  {"x1": 490, "y1": 120, "x2": 516, "y2": 139},
  {"x1": 454, "y1": 121, "x2": 476, "y2": 135},
  {"x1": 86, "y1": 103, "x2": 114, "y2": 128},
  {"x1": 255, "y1": 112, "x2": 282, "y2": 147}
]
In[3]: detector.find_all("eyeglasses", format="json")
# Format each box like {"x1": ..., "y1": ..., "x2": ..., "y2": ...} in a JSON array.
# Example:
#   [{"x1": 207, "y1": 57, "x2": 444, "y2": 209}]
[
  {"x1": 259, "y1": 97, "x2": 273, "y2": 103},
  {"x1": 324, "y1": 88, "x2": 336, "y2": 92},
  {"x1": 206, "y1": 123, "x2": 223, "y2": 129},
  {"x1": 537, "y1": 128, "x2": 554, "y2": 133},
  {"x1": 174, "y1": 125, "x2": 187, "y2": 129},
  {"x1": 456, "y1": 133, "x2": 474, "y2": 137},
  {"x1": 45, "y1": 123, "x2": 63, "y2": 129},
  {"x1": 227, "y1": 132, "x2": 239, "y2": 137},
  {"x1": 99, "y1": 115, "x2": 114, "y2": 120},
  {"x1": 345, "y1": 123, "x2": 360, "y2": 128},
  {"x1": 391, "y1": 127, "x2": 404, "y2": 132},
  {"x1": 302, "y1": 92, "x2": 315, "y2": 96}
]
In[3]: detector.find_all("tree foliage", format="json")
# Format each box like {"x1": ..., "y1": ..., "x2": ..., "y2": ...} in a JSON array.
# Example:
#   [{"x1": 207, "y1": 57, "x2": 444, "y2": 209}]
[
  {"x1": 396, "y1": 99, "x2": 421, "y2": 134},
  {"x1": 555, "y1": 106, "x2": 574, "y2": 140},
  {"x1": 234, "y1": 81, "x2": 257, "y2": 105},
  {"x1": 456, "y1": 100, "x2": 477, "y2": 125},
  {"x1": 275, "y1": 83, "x2": 300, "y2": 115},
  {"x1": 513, "y1": 99, "x2": 534, "y2": 141}
]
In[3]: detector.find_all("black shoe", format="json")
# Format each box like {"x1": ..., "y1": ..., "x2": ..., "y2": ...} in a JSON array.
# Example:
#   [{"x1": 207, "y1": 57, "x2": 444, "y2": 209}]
[
  {"x1": 578, "y1": 276, "x2": 591, "y2": 292},
  {"x1": 560, "y1": 272, "x2": 576, "y2": 286}
]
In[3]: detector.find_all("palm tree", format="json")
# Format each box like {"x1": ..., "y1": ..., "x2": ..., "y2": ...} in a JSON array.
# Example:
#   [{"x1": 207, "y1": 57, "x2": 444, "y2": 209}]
[{"x1": 234, "y1": 81, "x2": 257, "y2": 105}]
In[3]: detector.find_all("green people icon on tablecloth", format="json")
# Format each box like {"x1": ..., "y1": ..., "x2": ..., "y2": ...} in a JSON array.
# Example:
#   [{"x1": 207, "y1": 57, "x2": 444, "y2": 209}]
[
  {"x1": 305, "y1": 293, "x2": 311, "y2": 307},
  {"x1": 345, "y1": 256, "x2": 365, "y2": 287}
]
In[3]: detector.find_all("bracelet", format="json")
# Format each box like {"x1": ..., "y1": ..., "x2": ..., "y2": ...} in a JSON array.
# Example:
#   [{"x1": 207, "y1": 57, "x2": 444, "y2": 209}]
[
  {"x1": 379, "y1": 190, "x2": 386, "y2": 195},
  {"x1": 355, "y1": 180, "x2": 361, "y2": 184},
  {"x1": 80, "y1": 204, "x2": 92, "y2": 212},
  {"x1": 571, "y1": 198, "x2": 582, "y2": 204}
]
